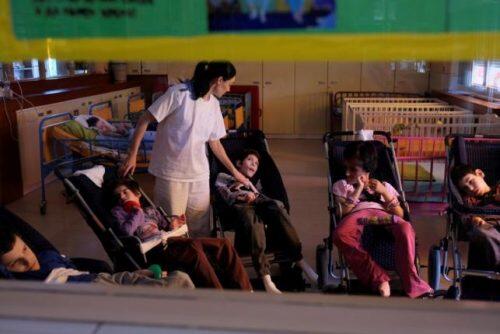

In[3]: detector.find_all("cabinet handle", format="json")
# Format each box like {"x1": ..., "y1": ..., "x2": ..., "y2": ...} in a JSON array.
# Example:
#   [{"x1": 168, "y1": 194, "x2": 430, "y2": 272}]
[
  {"x1": 330, "y1": 81, "x2": 338, "y2": 84},
  {"x1": 143, "y1": 69, "x2": 151, "y2": 73},
  {"x1": 132, "y1": 69, "x2": 138, "y2": 73},
  {"x1": 73, "y1": 109, "x2": 79, "y2": 116},
  {"x1": 252, "y1": 81, "x2": 260, "y2": 85},
  {"x1": 46, "y1": 110, "x2": 52, "y2": 115},
  {"x1": 37, "y1": 112, "x2": 44, "y2": 117},
  {"x1": 318, "y1": 81, "x2": 326, "y2": 85},
  {"x1": 264, "y1": 81, "x2": 272, "y2": 85}
]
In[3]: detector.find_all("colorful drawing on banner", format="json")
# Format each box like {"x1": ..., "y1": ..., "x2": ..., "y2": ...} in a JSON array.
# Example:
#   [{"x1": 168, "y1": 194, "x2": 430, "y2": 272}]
[
  {"x1": 208, "y1": 0, "x2": 336, "y2": 31},
  {"x1": 10, "y1": 0, "x2": 208, "y2": 39}
]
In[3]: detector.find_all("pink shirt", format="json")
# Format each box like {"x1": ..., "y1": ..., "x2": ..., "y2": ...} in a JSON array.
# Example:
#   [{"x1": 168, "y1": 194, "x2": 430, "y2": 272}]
[{"x1": 332, "y1": 179, "x2": 400, "y2": 214}]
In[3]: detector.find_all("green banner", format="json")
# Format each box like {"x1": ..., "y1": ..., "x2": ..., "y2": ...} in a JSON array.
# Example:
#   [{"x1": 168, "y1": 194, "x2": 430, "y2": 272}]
[{"x1": 9, "y1": 0, "x2": 500, "y2": 40}]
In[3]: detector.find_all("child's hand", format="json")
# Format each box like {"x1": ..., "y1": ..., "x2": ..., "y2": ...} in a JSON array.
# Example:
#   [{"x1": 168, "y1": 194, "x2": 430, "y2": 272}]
[
  {"x1": 356, "y1": 176, "x2": 367, "y2": 190},
  {"x1": 171, "y1": 214, "x2": 186, "y2": 230},
  {"x1": 369, "y1": 179, "x2": 387, "y2": 195},
  {"x1": 471, "y1": 216, "x2": 487, "y2": 227},
  {"x1": 243, "y1": 192, "x2": 256, "y2": 203}
]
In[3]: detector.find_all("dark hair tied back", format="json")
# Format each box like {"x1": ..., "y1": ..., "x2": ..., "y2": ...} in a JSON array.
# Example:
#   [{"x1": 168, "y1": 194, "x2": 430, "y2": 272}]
[{"x1": 190, "y1": 61, "x2": 236, "y2": 99}]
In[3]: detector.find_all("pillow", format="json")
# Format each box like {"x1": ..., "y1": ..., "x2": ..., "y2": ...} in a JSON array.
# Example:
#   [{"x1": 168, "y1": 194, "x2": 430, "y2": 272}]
[{"x1": 59, "y1": 120, "x2": 98, "y2": 140}]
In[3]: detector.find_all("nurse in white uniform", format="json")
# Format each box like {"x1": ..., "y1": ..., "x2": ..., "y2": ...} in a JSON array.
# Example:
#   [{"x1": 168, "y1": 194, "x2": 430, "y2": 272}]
[{"x1": 121, "y1": 61, "x2": 249, "y2": 237}]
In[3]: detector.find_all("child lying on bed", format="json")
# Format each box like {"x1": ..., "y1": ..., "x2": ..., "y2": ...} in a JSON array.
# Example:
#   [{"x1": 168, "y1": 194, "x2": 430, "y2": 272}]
[
  {"x1": 451, "y1": 164, "x2": 499, "y2": 271},
  {"x1": 74, "y1": 115, "x2": 154, "y2": 150},
  {"x1": 0, "y1": 224, "x2": 194, "y2": 289},
  {"x1": 215, "y1": 149, "x2": 317, "y2": 294},
  {"x1": 332, "y1": 141, "x2": 432, "y2": 298},
  {"x1": 106, "y1": 178, "x2": 253, "y2": 291},
  {"x1": 75, "y1": 115, "x2": 131, "y2": 137}
]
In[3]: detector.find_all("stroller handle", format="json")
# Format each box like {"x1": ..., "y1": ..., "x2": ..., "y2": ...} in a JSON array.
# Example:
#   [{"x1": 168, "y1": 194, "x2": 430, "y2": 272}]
[
  {"x1": 324, "y1": 131, "x2": 393, "y2": 143},
  {"x1": 444, "y1": 133, "x2": 500, "y2": 148}
]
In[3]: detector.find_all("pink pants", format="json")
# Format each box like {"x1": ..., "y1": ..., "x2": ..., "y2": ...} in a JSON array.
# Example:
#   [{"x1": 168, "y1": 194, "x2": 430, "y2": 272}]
[{"x1": 333, "y1": 209, "x2": 431, "y2": 298}]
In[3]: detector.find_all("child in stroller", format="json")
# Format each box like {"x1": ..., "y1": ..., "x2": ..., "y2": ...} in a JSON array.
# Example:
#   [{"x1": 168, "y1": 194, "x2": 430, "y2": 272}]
[
  {"x1": 105, "y1": 178, "x2": 253, "y2": 291},
  {"x1": 331, "y1": 141, "x2": 432, "y2": 298},
  {"x1": 0, "y1": 222, "x2": 193, "y2": 289},
  {"x1": 451, "y1": 164, "x2": 500, "y2": 270},
  {"x1": 215, "y1": 149, "x2": 317, "y2": 294}
]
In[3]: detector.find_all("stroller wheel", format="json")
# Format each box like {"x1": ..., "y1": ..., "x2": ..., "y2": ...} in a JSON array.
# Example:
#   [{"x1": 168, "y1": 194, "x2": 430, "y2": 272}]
[
  {"x1": 428, "y1": 245, "x2": 442, "y2": 291},
  {"x1": 40, "y1": 201, "x2": 47, "y2": 215},
  {"x1": 445, "y1": 285, "x2": 461, "y2": 300}
]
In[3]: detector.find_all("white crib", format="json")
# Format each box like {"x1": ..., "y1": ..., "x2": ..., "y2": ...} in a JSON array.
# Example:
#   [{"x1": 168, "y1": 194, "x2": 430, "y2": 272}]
[
  {"x1": 341, "y1": 98, "x2": 448, "y2": 130},
  {"x1": 343, "y1": 103, "x2": 470, "y2": 133}
]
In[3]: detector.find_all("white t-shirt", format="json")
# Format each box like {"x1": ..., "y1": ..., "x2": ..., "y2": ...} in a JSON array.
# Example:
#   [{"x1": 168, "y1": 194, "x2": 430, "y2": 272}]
[{"x1": 147, "y1": 83, "x2": 226, "y2": 181}]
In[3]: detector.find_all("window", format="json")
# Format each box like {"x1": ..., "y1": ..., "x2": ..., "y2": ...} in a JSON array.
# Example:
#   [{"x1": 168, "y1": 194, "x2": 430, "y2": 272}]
[
  {"x1": 74, "y1": 62, "x2": 90, "y2": 75},
  {"x1": 44, "y1": 58, "x2": 70, "y2": 78},
  {"x1": 470, "y1": 60, "x2": 499, "y2": 90},
  {"x1": 485, "y1": 61, "x2": 500, "y2": 90},
  {"x1": 12, "y1": 59, "x2": 40, "y2": 80},
  {"x1": 397, "y1": 61, "x2": 428, "y2": 73}
]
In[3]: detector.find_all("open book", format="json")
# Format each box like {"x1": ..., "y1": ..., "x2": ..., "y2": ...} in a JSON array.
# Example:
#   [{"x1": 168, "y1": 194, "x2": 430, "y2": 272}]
[{"x1": 139, "y1": 224, "x2": 189, "y2": 254}]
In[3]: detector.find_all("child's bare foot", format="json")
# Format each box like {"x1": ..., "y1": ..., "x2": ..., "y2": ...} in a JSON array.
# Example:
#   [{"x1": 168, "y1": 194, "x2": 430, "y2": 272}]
[{"x1": 378, "y1": 281, "x2": 391, "y2": 297}]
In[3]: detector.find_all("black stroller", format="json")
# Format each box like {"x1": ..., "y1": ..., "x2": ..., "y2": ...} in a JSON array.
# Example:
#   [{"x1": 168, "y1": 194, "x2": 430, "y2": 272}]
[
  {"x1": 54, "y1": 156, "x2": 177, "y2": 272},
  {"x1": 428, "y1": 134, "x2": 500, "y2": 300},
  {"x1": 208, "y1": 129, "x2": 305, "y2": 291},
  {"x1": 0, "y1": 206, "x2": 112, "y2": 279},
  {"x1": 317, "y1": 131, "x2": 418, "y2": 294}
]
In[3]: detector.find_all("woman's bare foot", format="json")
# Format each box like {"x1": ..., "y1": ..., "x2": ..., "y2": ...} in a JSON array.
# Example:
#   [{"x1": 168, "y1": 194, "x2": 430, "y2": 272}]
[{"x1": 378, "y1": 281, "x2": 391, "y2": 297}]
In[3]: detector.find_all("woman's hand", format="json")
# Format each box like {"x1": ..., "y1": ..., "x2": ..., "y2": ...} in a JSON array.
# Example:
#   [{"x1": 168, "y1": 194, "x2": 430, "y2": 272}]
[
  {"x1": 369, "y1": 179, "x2": 387, "y2": 195},
  {"x1": 243, "y1": 192, "x2": 257, "y2": 203},
  {"x1": 120, "y1": 153, "x2": 137, "y2": 176}
]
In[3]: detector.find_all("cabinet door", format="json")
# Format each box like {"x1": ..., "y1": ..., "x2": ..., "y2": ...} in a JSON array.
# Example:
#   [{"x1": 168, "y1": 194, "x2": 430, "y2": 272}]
[
  {"x1": 327, "y1": 62, "x2": 361, "y2": 93},
  {"x1": 395, "y1": 62, "x2": 429, "y2": 94},
  {"x1": 232, "y1": 61, "x2": 263, "y2": 126},
  {"x1": 262, "y1": 62, "x2": 295, "y2": 135},
  {"x1": 361, "y1": 62, "x2": 395, "y2": 91},
  {"x1": 233, "y1": 61, "x2": 262, "y2": 86},
  {"x1": 294, "y1": 62, "x2": 328, "y2": 135},
  {"x1": 127, "y1": 62, "x2": 141, "y2": 75},
  {"x1": 165, "y1": 62, "x2": 197, "y2": 85},
  {"x1": 141, "y1": 62, "x2": 167, "y2": 75}
]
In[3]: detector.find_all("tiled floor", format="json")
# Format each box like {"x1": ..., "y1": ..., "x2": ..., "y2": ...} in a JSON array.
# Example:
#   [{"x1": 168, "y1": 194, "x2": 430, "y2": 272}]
[{"x1": 7, "y1": 139, "x2": 452, "y2": 285}]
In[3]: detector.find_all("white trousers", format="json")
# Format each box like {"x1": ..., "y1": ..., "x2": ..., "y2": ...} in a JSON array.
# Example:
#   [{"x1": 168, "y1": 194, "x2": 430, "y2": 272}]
[{"x1": 154, "y1": 177, "x2": 211, "y2": 238}]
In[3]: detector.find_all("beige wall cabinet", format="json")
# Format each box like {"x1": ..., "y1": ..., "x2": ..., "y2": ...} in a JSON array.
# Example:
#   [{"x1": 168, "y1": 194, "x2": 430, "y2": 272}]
[
  {"x1": 395, "y1": 62, "x2": 429, "y2": 94},
  {"x1": 165, "y1": 62, "x2": 197, "y2": 85},
  {"x1": 232, "y1": 61, "x2": 264, "y2": 127},
  {"x1": 262, "y1": 62, "x2": 295, "y2": 135},
  {"x1": 141, "y1": 62, "x2": 167, "y2": 75},
  {"x1": 361, "y1": 62, "x2": 395, "y2": 92},
  {"x1": 294, "y1": 62, "x2": 328, "y2": 135},
  {"x1": 126, "y1": 62, "x2": 141, "y2": 75},
  {"x1": 327, "y1": 62, "x2": 362, "y2": 94}
]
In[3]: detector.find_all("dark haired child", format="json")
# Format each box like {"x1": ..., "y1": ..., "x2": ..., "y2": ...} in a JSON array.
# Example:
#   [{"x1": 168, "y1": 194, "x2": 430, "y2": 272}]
[
  {"x1": 215, "y1": 149, "x2": 317, "y2": 294},
  {"x1": 0, "y1": 225, "x2": 193, "y2": 289},
  {"x1": 332, "y1": 142, "x2": 432, "y2": 298},
  {"x1": 106, "y1": 178, "x2": 252, "y2": 291},
  {"x1": 451, "y1": 164, "x2": 499, "y2": 270}
]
